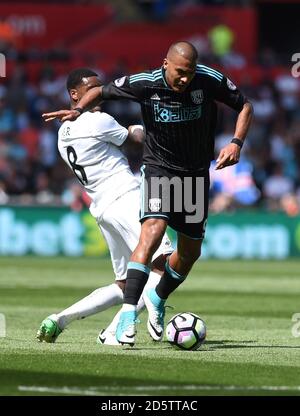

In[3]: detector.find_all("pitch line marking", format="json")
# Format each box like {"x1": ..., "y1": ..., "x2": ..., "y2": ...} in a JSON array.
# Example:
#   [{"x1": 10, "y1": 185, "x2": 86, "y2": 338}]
[{"x1": 18, "y1": 384, "x2": 300, "y2": 395}]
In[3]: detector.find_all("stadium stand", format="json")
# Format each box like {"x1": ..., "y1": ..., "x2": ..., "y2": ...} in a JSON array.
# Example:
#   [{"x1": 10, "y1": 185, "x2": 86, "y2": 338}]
[{"x1": 0, "y1": 1, "x2": 299, "y2": 215}]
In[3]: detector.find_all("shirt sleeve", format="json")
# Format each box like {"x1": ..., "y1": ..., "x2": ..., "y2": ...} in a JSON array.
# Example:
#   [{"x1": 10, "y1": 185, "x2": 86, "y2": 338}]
[
  {"x1": 102, "y1": 75, "x2": 144, "y2": 102},
  {"x1": 93, "y1": 112, "x2": 128, "y2": 146},
  {"x1": 213, "y1": 75, "x2": 246, "y2": 112}
]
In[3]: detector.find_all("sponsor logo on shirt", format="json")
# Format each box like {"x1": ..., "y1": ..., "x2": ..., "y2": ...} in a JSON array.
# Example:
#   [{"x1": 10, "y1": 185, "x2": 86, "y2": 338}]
[{"x1": 153, "y1": 103, "x2": 201, "y2": 123}]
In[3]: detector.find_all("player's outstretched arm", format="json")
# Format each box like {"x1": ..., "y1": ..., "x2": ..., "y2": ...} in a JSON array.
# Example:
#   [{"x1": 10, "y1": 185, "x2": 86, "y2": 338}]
[
  {"x1": 42, "y1": 109, "x2": 81, "y2": 122},
  {"x1": 215, "y1": 101, "x2": 253, "y2": 170},
  {"x1": 42, "y1": 86, "x2": 103, "y2": 122}
]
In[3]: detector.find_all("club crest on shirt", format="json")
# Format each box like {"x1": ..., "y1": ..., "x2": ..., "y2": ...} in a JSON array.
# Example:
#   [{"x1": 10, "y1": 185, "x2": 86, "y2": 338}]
[
  {"x1": 149, "y1": 198, "x2": 161, "y2": 212},
  {"x1": 114, "y1": 76, "x2": 126, "y2": 87},
  {"x1": 191, "y1": 89, "x2": 204, "y2": 104}
]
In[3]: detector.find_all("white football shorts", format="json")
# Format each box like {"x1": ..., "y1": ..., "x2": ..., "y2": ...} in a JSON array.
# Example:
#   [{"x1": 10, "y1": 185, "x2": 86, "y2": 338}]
[{"x1": 95, "y1": 187, "x2": 173, "y2": 281}]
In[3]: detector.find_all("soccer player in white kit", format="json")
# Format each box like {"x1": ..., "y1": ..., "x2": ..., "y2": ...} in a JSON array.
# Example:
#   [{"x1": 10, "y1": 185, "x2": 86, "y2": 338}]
[{"x1": 37, "y1": 68, "x2": 172, "y2": 345}]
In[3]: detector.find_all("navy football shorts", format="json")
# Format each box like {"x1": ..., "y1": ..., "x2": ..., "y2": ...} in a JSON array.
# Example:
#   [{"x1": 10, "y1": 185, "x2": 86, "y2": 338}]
[{"x1": 140, "y1": 164, "x2": 209, "y2": 239}]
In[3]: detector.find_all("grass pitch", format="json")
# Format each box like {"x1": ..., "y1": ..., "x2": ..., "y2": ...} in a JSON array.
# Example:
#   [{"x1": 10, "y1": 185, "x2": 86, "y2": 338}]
[{"x1": 0, "y1": 257, "x2": 300, "y2": 396}]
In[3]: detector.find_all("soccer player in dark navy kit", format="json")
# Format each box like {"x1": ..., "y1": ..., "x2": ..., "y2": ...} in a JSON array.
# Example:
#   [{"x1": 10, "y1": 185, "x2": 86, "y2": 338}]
[{"x1": 43, "y1": 41, "x2": 253, "y2": 346}]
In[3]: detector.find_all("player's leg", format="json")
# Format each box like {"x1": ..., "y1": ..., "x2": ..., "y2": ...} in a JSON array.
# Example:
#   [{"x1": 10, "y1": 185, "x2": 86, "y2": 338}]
[
  {"x1": 116, "y1": 164, "x2": 174, "y2": 345},
  {"x1": 36, "y1": 279, "x2": 124, "y2": 343},
  {"x1": 98, "y1": 252, "x2": 170, "y2": 344},
  {"x1": 58, "y1": 222, "x2": 126, "y2": 326},
  {"x1": 36, "y1": 286, "x2": 124, "y2": 343},
  {"x1": 37, "y1": 205, "x2": 131, "y2": 344},
  {"x1": 116, "y1": 217, "x2": 167, "y2": 345},
  {"x1": 97, "y1": 189, "x2": 171, "y2": 344},
  {"x1": 156, "y1": 233, "x2": 203, "y2": 297},
  {"x1": 37, "y1": 188, "x2": 172, "y2": 344},
  {"x1": 144, "y1": 170, "x2": 209, "y2": 341},
  {"x1": 100, "y1": 227, "x2": 173, "y2": 341},
  {"x1": 144, "y1": 234, "x2": 203, "y2": 342}
]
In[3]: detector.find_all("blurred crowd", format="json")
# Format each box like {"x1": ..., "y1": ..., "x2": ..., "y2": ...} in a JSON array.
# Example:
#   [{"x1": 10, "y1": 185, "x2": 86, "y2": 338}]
[
  {"x1": 210, "y1": 69, "x2": 300, "y2": 216},
  {"x1": 0, "y1": 10, "x2": 300, "y2": 215}
]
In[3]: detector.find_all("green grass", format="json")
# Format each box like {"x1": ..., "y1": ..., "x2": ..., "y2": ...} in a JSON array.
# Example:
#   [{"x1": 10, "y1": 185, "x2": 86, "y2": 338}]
[{"x1": 0, "y1": 257, "x2": 300, "y2": 396}]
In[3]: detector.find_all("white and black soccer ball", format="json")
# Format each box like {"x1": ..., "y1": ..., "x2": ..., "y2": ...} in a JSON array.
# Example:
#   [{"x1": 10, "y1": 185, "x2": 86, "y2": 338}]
[{"x1": 166, "y1": 312, "x2": 206, "y2": 351}]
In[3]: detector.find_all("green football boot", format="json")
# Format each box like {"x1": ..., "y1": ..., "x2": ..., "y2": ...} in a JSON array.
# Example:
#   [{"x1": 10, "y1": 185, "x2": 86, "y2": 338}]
[{"x1": 36, "y1": 314, "x2": 62, "y2": 343}]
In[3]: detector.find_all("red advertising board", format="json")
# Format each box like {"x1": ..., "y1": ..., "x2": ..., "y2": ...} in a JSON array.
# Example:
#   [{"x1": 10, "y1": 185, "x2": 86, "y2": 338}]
[
  {"x1": 0, "y1": 4, "x2": 258, "y2": 80},
  {"x1": 0, "y1": 3, "x2": 114, "y2": 49}
]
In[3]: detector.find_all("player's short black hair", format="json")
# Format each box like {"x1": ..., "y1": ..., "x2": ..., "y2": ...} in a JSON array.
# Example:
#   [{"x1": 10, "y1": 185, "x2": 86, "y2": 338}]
[{"x1": 66, "y1": 68, "x2": 98, "y2": 91}]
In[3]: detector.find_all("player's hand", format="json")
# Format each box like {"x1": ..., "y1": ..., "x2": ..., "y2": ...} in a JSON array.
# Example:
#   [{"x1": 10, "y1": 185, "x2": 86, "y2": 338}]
[
  {"x1": 215, "y1": 143, "x2": 241, "y2": 170},
  {"x1": 42, "y1": 109, "x2": 81, "y2": 122}
]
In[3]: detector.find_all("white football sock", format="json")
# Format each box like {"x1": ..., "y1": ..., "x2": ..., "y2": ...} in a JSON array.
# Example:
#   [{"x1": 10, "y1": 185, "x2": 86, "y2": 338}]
[{"x1": 56, "y1": 283, "x2": 124, "y2": 329}]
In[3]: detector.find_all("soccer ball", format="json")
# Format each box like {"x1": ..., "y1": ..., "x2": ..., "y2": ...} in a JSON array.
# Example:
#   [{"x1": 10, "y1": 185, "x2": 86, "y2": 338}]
[{"x1": 166, "y1": 312, "x2": 206, "y2": 351}]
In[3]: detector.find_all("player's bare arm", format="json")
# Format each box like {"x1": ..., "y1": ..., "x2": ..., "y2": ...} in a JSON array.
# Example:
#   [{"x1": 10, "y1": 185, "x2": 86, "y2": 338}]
[
  {"x1": 121, "y1": 125, "x2": 145, "y2": 158},
  {"x1": 215, "y1": 101, "x2": 253, "y2": 170},
  {"x1": 42, "y1": 86, "x2": 104, "y2": 122},
  {"x1": 127, "y1": 125, "x2": 144, "y2": 146}
]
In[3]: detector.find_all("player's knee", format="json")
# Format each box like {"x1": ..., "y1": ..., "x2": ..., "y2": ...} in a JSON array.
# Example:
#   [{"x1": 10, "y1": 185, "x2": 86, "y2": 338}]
[{"x1": 178, "y1": 247, "x2": 201, "y2": 265}]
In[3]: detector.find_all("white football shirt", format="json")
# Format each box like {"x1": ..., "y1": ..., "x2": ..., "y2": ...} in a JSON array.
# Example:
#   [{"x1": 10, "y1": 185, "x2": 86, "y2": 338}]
[{"x1": 58, "y1": 111, "x2": 140, "y2": 218}]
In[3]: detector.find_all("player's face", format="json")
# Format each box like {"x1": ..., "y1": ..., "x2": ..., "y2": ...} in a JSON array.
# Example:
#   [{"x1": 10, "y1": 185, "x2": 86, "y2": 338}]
[
  {"x1": 163, "y1": 55, "x2": 196, "y2": 93},
  {"x1": 71, "y1": 76, "x2": 102, "y2": 103}
]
